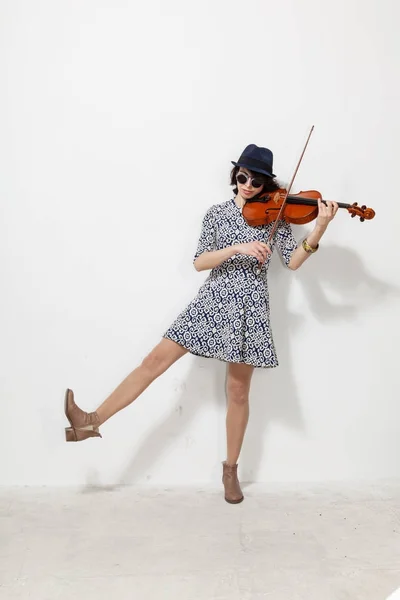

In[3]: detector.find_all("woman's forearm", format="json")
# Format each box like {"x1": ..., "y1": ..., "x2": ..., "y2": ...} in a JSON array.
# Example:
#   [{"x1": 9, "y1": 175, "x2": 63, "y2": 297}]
[
  {"x1": 194, "y1": 246, "x2": 238, "y2": 271},
  {"x1": 288, "y1": 199, "x2": 338, "y2": 270},
  {"x1": 288, "y1": 224, "x2": 327, "y2": 270}
]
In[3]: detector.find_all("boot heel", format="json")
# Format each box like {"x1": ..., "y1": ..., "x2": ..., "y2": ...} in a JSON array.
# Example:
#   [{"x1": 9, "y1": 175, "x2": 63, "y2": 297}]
[
  {"x1": 65, "y1": 426, "x2": 102, "y2": 442},
  {"x1": 65, "y1": 427, "x2": 77, "y2": 442}
]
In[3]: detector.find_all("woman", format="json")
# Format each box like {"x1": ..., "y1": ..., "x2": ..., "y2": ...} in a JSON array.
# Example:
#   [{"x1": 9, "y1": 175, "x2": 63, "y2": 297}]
[{"x1": 64, "y1": 144, "x2": 338, "y2": 504}]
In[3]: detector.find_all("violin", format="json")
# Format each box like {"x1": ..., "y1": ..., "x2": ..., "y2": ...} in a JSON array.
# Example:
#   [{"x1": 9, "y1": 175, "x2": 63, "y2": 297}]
[{"x1": 242, "y1": 188, "x2": 376, "y2": 227}]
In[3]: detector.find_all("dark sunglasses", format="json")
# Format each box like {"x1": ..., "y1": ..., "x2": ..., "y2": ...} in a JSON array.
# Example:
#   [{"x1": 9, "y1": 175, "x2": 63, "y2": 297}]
[{"x1": 236, "y1": 172, "x2": 264, "y2": 188}]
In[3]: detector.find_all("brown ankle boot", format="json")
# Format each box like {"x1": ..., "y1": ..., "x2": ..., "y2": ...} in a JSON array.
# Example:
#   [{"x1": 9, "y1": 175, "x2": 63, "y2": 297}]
[
  {"x1": 64, "y1": 389, "x2": 102, "y2": 442},
  {"x1": 222, "y1": 461, "x2": 244, "y2": 504}
]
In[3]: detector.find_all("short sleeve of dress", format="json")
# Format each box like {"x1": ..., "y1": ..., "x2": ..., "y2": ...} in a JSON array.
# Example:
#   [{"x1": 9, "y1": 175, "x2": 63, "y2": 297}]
[
  {"x1": 273, "y1": 220, "x2": 298, "y2": 267},
  {"x1": 193, "y1": 206, "x2": 217, "y2": 262}
]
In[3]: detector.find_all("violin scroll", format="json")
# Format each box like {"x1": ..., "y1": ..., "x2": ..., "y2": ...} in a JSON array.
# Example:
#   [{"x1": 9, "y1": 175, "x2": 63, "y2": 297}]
[{"x1": 348, "y1": 202, "x2": 375, "y2": 221}]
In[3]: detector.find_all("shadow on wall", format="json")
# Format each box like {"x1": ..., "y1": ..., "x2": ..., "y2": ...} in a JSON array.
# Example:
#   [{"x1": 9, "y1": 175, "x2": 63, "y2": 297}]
[
  {"x1": 240, "y1": 244, "x2": 399, "y2": 483},
  {"x1": 82, "y1": 244, "x2": 399, "y2": 491}
]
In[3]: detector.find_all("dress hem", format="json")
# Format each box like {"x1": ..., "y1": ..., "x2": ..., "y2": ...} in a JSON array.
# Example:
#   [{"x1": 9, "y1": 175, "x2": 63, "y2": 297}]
[{"x1": 162, "y1": 334, "x2": 278, "y2": 369}]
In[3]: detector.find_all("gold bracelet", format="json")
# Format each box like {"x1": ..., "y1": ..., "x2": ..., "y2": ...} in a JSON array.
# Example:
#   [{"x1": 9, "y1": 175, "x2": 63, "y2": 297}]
[{"x1": 302, "y1": 238, "x2": 319, "y2": 254}]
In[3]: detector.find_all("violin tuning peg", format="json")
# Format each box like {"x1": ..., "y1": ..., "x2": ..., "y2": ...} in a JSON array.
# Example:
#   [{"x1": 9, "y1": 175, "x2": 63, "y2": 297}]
[
  {"x1": 361, "y1": 205, "x2": 366, "y2": 210},
  {"x1": 360, "y1": 217, "x2": 365, "y2": 222},
  {"x1": 351, "y1": 213, "x2": 356, "y2": 218}
]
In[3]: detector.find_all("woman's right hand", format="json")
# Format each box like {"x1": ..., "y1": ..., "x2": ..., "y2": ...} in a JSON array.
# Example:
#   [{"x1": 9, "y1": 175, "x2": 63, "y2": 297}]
[{"x1": 233, "y1": 241, "x2": 271, "y2": 264}]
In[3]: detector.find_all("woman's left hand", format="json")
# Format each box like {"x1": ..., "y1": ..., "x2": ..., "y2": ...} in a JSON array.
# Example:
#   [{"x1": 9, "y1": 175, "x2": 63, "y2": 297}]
[{"x1": 316, "y1": 198, "x2": 339, "y2": 228}]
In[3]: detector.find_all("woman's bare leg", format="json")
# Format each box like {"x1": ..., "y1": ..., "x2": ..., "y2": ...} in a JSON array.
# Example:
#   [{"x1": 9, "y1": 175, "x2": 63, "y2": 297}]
[
  {"x1": 96, "y1": 338, "x2": 188, "y2": 425},
  {"x1": 225, "y1": 362, "x2": 254, "y2": 465},
  {"x1": 222, "y1": 362, "x2": 254, "y2": 503}
]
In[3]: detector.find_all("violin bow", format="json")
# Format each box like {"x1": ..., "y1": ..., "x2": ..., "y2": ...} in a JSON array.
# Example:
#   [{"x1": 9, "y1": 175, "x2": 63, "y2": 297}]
[{"x1": 266, "y1": 125, "x2": 314, "y2": 246}]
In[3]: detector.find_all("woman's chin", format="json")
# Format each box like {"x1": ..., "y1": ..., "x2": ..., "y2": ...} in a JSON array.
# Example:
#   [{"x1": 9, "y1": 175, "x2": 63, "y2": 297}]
[{"x1": 241, "y1": 191, "x2": 255, "y2": 201}]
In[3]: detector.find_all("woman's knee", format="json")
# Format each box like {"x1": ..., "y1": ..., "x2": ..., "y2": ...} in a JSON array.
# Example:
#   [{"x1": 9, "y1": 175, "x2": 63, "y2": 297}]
[
  {"x1": 226, "y1": 364, "x2": 253, "y2": 405},
  {"x1": 140, "y1": 351, "x2": 164, "y2": 379},
  {"x1": 140, "y1": 339, "x2": 187, "y2": 379},
  {"x1": 227, "y1": 379, "x2": 250, "y2": 406}
]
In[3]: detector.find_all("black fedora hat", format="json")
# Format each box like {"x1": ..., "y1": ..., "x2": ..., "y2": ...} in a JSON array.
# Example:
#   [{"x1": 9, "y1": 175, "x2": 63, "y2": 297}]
[{"x1": 231, "y1": 144, "x2": 276, "y2": 178}]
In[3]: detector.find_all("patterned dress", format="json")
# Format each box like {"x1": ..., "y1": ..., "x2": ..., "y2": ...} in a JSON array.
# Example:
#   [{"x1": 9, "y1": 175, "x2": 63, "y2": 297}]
[{"x1": 163, "y1": 198, "x2": 298, "y2": 368}]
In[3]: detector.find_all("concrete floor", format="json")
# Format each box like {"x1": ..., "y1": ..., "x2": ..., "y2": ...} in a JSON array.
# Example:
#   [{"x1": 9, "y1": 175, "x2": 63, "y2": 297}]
[{"x1": 1, "y1": 481, "x2": 400, "y2": 600}]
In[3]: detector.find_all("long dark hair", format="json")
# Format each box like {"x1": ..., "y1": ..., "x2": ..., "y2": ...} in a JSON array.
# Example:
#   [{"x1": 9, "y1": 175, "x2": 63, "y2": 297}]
[{"x1": 230, "y1": 166, "x2": 280, "y2": 199}]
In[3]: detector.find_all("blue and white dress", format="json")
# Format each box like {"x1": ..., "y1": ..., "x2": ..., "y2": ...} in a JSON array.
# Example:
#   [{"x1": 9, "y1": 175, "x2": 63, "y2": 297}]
[{"x1": 163, "y1": 198, "x2": 298, "y2": 368}]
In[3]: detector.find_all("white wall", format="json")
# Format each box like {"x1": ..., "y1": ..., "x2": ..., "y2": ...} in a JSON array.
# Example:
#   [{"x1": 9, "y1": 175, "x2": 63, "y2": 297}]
[{"x1": 1, "y1": 0, "x2": 399, "y2": 486}]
